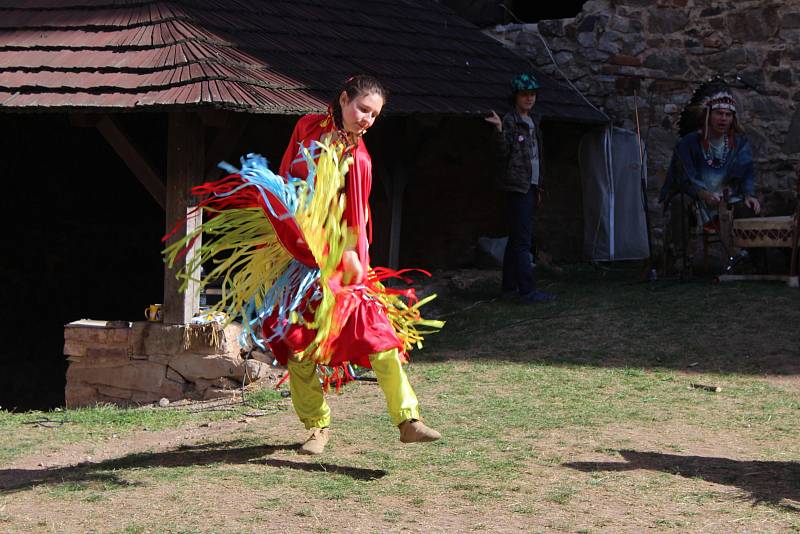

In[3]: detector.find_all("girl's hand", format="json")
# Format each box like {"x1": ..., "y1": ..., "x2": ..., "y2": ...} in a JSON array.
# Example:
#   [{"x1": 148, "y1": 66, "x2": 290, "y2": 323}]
[{"x1": 341, "y1": 250, "x2": 364, "y2": 285}]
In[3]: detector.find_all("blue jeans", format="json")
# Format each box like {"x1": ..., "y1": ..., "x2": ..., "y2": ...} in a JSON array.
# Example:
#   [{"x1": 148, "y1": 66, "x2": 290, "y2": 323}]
[{"x1": 502, "y1": 186, "x2": 537, "y2": 295}]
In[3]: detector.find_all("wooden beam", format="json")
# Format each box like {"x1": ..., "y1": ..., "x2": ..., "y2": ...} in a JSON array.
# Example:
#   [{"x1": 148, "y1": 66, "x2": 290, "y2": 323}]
[
  {"x1": 95, "y1": 115, "x2": 166, "y2": 210},
  {"x1": 163, "y1": 112, "x2": 205, "y2": 325}
]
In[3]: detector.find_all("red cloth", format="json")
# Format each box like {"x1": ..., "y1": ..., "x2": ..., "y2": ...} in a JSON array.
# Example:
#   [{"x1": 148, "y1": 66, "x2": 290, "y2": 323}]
[{"x1": 264, "y1": 114, "x2": 401, "y2": 367}]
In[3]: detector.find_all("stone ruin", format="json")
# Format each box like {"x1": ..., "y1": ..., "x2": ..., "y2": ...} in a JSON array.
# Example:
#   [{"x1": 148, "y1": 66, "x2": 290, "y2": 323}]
[{"x1": 64, "y1": 320, "x2": 273, "y2": 408}]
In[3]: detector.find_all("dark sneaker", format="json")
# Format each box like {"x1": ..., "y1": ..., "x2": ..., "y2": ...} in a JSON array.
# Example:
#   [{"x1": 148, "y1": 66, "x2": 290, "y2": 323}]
[{"x1": 520, "y1": 289, "x2": 555, "y2": 303}]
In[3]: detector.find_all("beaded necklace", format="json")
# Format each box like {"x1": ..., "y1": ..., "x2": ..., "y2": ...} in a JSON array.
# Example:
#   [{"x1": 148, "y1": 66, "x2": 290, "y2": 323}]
[{"x1": 702, "y1": 133, "x2": 729, "y2": 169}]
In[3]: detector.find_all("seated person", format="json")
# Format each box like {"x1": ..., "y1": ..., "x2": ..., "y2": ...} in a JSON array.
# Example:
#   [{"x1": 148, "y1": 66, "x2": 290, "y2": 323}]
[{"x1": 659, "y1": 82, "x2": 761, "y2": 228}]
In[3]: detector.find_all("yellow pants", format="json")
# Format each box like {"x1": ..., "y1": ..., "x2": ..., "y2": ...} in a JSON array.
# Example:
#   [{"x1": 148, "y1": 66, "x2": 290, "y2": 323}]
[{"x1": 287, "y1": 348, "x2": 419, "y2": 429}]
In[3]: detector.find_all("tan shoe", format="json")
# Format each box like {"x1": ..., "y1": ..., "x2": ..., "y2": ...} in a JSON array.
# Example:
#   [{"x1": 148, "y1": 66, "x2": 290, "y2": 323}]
[
  {"x1": 399, "y1": 419, "x2": 441, "y2": 443},
  {"x1": 299, "y1": 427, "x2": 330, "y2": 455}
]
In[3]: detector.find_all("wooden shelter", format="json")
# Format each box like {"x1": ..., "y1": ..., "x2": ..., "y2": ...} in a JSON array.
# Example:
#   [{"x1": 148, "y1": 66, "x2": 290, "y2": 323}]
[{"x1": 0, "y1": 0, "x2": 607, "y2": 325}]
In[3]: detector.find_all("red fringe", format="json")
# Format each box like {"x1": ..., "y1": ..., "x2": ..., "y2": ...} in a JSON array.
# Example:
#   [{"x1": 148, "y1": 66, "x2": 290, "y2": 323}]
[
  {"x1": 274, "y1": 371, "x2": 290, "y2": 390},
  {"x1": 320, "y1": 363, "x2": 355, "y2": 393},
  {"x1": 368, "y1": 267, "x2": 433, "y2": 306}
]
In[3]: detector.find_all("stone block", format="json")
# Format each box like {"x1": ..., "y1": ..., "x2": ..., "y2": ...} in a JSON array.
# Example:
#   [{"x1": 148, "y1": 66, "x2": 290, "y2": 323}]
[
  {"x1": 577, "y1": 31, "x2": 597, "y2": 48},
  {"x1": 63, "y1": 339, "x2": 88, "y2": 357},
  {"x1": 609, "y1": 54, "x2": 642, "y2": 67},
  {"x1": 782, "y1": 12, "x2": 800, "y2": 29},
  {"x1": 538, "y1": 19, "x2": 564, "y2": 37},
  {"x1": 245, "y1": 359, "x2": 269, "y2": 382},
  {"x1": 598, "y1": 32, "x2": 622, "y2": 54},
  {"x1": 779, "y1": 29, "x2": 800, "y2": 43},
  {"x1": 86, "y1": 347, "x2": 129, "y2": 360},
  {"x1": 167, "y1": 353, "x2": 246, "y2": 382},
  {"x1": 64, "y1": 325, "x2": 129, "y2": 347},
  {"x1": 67, "y1": 360, "x2": 170, "y2": 394},
  {"x1": 65, "y1": 383, "x2": 98, "y2": 408},
  {"x1": 642, "y1": 51, "x2": 688, "y2": 75},
  {"x1": 700, "y1": 7, "x2": 723, "y2": 18},
  {"x1": 96, "y1": 384, "x2": 135, "y2": 401},
  {"x1": 166, "y1": 366, "x2": 187, "y2": 384},
  {"x1": 770, "y1": 69, "x2": 794, "y2": 87},
  {"x1": 726, "y1": 6, "x2": 780, "y2": 42},
  {"x1": 782, "y1": 109, "x2": 800, "y2": 154},
  {"x1": 140, "y1": 323, "x2": 185, "y2": 356},
  {"x1": 647, "y1": 8, "x2": 689, "y2": 34}
]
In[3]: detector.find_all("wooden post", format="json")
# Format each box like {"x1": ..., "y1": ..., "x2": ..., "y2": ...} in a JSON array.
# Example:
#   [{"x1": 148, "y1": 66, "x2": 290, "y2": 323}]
[{"x1": 163, "y1": 112, "x2": 205, "y2": 325}]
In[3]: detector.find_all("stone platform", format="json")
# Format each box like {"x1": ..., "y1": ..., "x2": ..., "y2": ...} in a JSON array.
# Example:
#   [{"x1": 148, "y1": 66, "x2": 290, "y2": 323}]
[{"x1": 64, "y1": 320, "x2": 271, "y2": 408}]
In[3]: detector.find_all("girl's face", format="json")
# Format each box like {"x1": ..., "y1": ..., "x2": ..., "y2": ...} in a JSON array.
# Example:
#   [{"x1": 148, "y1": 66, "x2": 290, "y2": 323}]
[{"x1": 340, "y1": 91, "x2": 384, "y2": 135}]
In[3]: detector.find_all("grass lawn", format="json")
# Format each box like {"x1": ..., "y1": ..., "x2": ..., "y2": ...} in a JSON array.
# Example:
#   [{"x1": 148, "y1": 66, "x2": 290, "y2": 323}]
[{"x1": 1, "y1": 265, "x2": 798, "y2": 533}]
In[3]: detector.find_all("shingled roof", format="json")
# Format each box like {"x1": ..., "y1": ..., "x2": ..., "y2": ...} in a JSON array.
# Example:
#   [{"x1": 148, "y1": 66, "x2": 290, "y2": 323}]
[{"x1": 0, "y1": 0, "x2": 607, "y2": 122}]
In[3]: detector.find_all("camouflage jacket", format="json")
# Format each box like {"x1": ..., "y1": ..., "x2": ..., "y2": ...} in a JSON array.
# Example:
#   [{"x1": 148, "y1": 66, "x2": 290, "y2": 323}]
[{"x1": 494, "y1": 110, "x2": 545, "y2": 194}]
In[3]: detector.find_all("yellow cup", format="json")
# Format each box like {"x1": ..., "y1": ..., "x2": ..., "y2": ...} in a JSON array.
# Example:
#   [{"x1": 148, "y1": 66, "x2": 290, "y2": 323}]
[{"x1": 144, "y1": 304, "x2": 162, "y2": 322}]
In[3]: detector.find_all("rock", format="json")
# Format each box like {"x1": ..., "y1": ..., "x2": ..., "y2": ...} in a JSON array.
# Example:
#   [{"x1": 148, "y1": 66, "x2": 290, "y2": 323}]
[
  {"x1": 642, "y1": 50, "x2": 688, "y2": 74},
  {"x1": 158, "y1": 397, "x2": 170, "y2": 407},
  {"x1": 770, "y1": 69, "x2": 794, "y2": 87},
  {"x1": 65, "y1": 384, "x2": 98, "y2": 408},
  {"x1": 167, "y1": 353, "x2": 246, "y2": 382},
  {"x1": 67, "y1": 360, "x2": 177, "y2": 396},
  {"x1": 725, "y1": 7, "x2": 780, "y2": 41},
  {"x1": 648, "y1": 8, "x2": 689, "y2": 34},
  {"x1": 609, "y1": 54, "x2": 642, "y2": 67},
  {"x1": 538, "y1": 19, "x2": 564, "y2": 37},
  {"x1": 577, "y1": 31, "x2": 597, "y2": 48},
  {"x1": 708, "y1": 46, "x2": 754, "y2": 72},
  {"x1": 782, "y1": 109, "x2": 800, "y2": 154},
  {"x1": 782, "y1": 12, "x2": 800, "y2": 29},
  {"x1": 245, "y1": 359, "x2": 269, "y2": 382}
]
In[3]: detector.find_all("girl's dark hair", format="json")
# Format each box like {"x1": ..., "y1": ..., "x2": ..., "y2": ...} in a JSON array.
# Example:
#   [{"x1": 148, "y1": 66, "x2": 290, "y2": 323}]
[{"x1": 331, "y1": 75, "x2": 388, "y2": 129}]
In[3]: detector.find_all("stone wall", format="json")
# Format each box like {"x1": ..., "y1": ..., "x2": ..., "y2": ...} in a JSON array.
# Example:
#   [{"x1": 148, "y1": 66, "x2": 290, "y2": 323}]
[
  {"x1": 64, "y1": 321, "x2": 271, "y2": 407},
  {"x1": 487, "y1": 0, "x2": 800, "y2": 253}
]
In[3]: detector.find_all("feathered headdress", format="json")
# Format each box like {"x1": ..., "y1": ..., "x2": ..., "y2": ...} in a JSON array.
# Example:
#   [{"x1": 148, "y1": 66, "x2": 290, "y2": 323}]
[{"x1": 677, "y1": 76, "x2": 738, "y2": 138}]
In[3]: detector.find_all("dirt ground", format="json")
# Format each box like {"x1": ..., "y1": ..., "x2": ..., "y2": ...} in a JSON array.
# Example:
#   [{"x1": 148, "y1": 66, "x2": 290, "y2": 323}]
[{"x1": 1, "y1": 268, "x2": 799, "y2": 533}]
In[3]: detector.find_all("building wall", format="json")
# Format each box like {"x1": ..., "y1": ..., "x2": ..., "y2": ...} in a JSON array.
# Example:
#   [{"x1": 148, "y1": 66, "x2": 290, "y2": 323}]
[{"x1": 487, "y1": 0, "x2": 800, "y2": 252}]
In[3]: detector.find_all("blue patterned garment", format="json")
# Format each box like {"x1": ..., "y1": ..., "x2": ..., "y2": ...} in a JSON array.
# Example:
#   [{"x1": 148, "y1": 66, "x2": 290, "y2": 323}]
[{"x1": 659, "y1": 131, "x2": 755, "y2": 224}]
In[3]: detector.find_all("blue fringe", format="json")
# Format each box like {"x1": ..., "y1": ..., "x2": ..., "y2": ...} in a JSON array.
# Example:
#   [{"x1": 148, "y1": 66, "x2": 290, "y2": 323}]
[{"x1": 217, "y1": 150, "x2": 324, "y2": 349}]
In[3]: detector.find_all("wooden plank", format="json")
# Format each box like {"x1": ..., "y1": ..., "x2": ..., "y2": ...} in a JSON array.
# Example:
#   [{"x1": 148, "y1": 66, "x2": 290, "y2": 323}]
[
  {"x1": 163, "y1": 112, "x2": 205, "y2": 325},
  {"x1": 95, "y1": 114, "x2": 166, "y2": 209}
]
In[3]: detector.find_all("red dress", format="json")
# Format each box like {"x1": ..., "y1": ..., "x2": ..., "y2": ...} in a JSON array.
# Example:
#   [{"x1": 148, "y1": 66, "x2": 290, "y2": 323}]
[{"x1": 262, "y1": 113, "x2": 402, "y2": 367}]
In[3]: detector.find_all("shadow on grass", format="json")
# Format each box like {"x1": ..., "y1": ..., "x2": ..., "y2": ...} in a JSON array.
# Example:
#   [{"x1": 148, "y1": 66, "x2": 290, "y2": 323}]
[
  {"x1": 564, "y1": 450, "x2": 800, "y2": 511},
  {"x1": 0, "y1": 439, "x2": 386, "y2": 493},
  {"x1": 417, "y1": 266, "x2": 800, "y2": 376}
]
